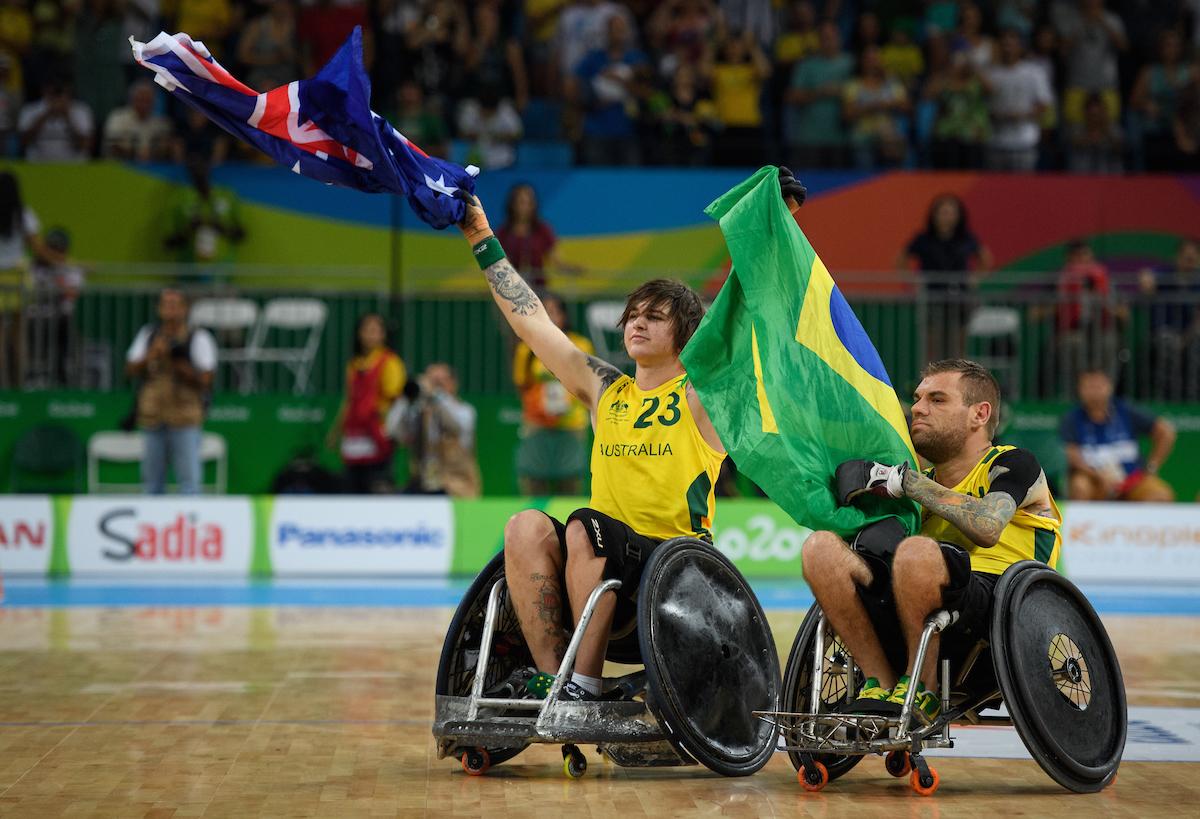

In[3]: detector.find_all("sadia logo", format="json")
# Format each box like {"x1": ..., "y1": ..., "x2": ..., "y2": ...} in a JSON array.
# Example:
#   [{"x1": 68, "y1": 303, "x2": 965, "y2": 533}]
[{"x1": 99, "y1": 508, "x2": 224, "y2": 562}]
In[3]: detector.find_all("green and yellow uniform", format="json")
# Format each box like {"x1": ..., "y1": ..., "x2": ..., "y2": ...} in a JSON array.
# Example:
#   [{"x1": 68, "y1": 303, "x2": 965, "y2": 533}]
[
  {"x1": 921, "y1": 445, "x2": 1063, "y2": 575},
  {"x1": 589, "y1": 374, "x2": 724, "y2": 540}
]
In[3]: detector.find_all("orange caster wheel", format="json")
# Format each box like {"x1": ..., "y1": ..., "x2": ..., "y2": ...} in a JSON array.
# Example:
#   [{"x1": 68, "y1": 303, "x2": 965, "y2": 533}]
[
  {"x1": 885, "y1": 751, "x2": 911, "y2": 777},
  {"x1": 461, "y1": 747, "x2": 490, "y2": 776},
  {"x1": 910, "y1": 766, "x2": 940, "y2": 796},
  {"x1": 798, "y1": 760, "x2": 829, "y2": 792}
]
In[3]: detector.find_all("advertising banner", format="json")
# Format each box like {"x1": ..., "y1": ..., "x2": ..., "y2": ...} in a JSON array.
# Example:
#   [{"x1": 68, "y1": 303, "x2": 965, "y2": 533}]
[
  {"x1": 66, "y1": 497, "x2": 253, "y2": 575},
  {"x1": 1061, "y1": 502, "x2": 1200, "y2": 583},
  {"x1": 269, "y1": 497, "x2": 453, "y2": 575},
  {"x1": 448, "y1": 497, "x2": 813, "y2": 580},
  {"x1": 711, "y1": 501, "x2": 811, "y2": 578},
  {"x1": 0, "y1": 496, "x2": 54, "y2": 575}
]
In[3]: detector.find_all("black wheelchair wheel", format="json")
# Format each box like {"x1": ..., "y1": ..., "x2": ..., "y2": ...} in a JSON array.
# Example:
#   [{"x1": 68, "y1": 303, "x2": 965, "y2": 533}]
[
  {"x1": 991, "y1": 562, "x2": 1126, "y2": 793},
  {"x1": 638, "y1": 537, "x2": 781, "y2": 776},
  {"x1": 435, "y1": 550, "x2": 531, "y2": 767},
  {"x1": 780, "y1": 602, "x2": 866, "y2": 781}
]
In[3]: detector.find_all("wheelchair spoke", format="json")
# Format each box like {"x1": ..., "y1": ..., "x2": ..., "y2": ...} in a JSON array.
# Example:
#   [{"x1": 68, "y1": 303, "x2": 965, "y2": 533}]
[{"x1": 1048, "y1": 633, "x2": 1091, "y2": 710}]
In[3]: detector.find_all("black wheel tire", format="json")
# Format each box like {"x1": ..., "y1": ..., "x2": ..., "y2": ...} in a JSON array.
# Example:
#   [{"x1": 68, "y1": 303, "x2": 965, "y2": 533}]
[
  {"x1": 780, "y1": 602, "x2": 866, "y2": 781},
  {"x1": 435, "y1": 550, "x2": 530, "y2": 767},
  {"x1": 991, "y1": 563, "x2": 1126, "y2": 793},
  {"x1": 638, "y1": 538, "x2": 781, "y2": 777}
]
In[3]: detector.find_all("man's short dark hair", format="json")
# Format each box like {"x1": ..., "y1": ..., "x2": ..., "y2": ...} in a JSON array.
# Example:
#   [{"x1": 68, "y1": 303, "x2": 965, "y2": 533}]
[
  {"x1": 921, "y1": 358, "x2": 1002, "y2": 437},
  {"x1": 618, "y1": 278, "x2": 705, "y2": 352}
]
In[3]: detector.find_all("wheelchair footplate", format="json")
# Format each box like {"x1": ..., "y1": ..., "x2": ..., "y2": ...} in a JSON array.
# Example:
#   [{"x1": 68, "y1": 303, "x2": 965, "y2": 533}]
[{"x1": 753, "y1": 709, "x2": 953, "y2": 755}]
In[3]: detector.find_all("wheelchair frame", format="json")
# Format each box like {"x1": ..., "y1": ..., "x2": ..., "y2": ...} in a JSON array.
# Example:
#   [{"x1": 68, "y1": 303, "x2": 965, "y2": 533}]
[
  {"x1": 756, "y1": 560, "x2": 1127, "y2": 796},
  {"x1": 433, "y1": 536, "x2": 781, "y2": 779},
  {"x1": 755, "y1": 609, "x2": 977, "y2": 794},
  {"x1": 432, "y1": 575, "x2": 693, "y2": 777}
]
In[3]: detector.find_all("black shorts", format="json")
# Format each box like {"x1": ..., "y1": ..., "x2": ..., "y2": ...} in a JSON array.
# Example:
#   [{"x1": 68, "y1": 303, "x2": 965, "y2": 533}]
[
  {"x1": 536, "y1": 507, "x2": 662, "y2": 605},
  {"x1": 856, "y1": 542, "x2": 999, "y2": 676}
]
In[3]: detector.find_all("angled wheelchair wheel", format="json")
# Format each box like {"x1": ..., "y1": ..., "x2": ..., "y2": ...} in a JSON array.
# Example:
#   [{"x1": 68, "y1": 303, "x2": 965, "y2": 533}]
[
  {"x1": 780, "y1": 602, "x2": 866, "y2": 781},
  {"x1": 991, "y1": 561, "x2": 1126, "y2": 793},
  {"x1": 435, "y1": 550, "x2": 531, "y2": 767},
  {"x1": 638, "y1": 537, "x2": 781, "y2": 777}
]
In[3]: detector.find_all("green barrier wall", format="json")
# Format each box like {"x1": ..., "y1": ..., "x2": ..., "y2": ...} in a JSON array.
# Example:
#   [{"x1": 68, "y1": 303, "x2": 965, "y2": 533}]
[{"x1": 5, "y1": 391, "x2": 1200, "y2": 500}]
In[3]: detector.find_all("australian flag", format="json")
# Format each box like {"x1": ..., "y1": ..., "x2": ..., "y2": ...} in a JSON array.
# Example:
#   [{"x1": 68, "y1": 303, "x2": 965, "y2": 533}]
[{"x1": 131, "y1": 27, "x2": 477, "y2": 230}]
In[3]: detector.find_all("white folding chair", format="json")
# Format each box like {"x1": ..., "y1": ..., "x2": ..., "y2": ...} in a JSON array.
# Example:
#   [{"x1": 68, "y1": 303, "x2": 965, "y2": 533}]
[
  {"x1": 190, "y1": 297, "x2": 259, "y2": 390},
  {"x1": 88, "y1": 430, "x2": 228, "y2": 494},
  {"x1": 87, "y1": 431, "x2": 145, "y2": 494},
  {"x1": 199, "y1": 432, "x2": 228, "y2": 495},
  {"x1": 585, "y1": 300, "x2": 632, "y2": 371},
  {"x1": 243, "y1": 297, "x2": 327, "y2": 394}
]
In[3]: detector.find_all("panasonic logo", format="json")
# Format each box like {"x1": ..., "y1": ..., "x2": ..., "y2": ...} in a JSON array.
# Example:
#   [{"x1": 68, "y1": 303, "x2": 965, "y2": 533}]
[{"x1": 276, "y1": 524, "x2": 444, "y2": 548}]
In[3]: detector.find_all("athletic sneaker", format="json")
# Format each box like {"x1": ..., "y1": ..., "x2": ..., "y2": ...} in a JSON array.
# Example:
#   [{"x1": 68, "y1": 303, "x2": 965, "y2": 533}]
[
  {"x1": 523, "y1": 672, "x2": 598, "y2": 702},
  {"x1": 887, "y1": 675, "x2": 942, "y2": 724},
  {"x1": 484, "y1": 666, "x2": 538, "y2": 699},
  {"x1": 848, "y1": 676, "x2": 900, "y2": 714}
]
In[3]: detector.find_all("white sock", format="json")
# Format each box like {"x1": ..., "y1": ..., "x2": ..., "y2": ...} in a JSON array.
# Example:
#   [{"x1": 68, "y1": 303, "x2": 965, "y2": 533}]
[{"x1": 571, "y1": 673, "x2": 603, "y2": 696}]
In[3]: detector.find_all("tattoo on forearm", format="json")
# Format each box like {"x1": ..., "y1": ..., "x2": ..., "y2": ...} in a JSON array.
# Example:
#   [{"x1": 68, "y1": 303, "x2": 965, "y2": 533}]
[
  {"x1": 531, "y1": 572, "x2": 567, "y2": 662},
  {"x1": 585, "y1": 354, "x2": 622, "y2": 394},
  {"x1": 485, "y1": 258, "x2": 539, "y2": 316},
  {"x1": 902, "y1": 470, "x2": 1016, "y2": 548}
]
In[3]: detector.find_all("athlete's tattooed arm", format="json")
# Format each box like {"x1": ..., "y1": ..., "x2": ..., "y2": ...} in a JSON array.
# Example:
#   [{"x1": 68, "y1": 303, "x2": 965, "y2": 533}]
[
  {"x1": 585, "y1": 354, "x2": 622, "y2": 395},
  {"x1": 485, "y1": 258, "x2": 539, "y2": 317},
  {"x1": 901, "y1": 469, "x2": 1017, "y2": 548},
  {"x1": 458, "y1": 192, "x2": 615, "y2": 410}
]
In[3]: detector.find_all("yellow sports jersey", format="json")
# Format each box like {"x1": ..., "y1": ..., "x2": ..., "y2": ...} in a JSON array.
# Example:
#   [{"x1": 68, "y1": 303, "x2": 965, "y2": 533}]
[
  {"x1": 589, "y1": 375, "x2": 724, "y2": 541},
  {"x1": 921, "y1": 445, "x2": 1063, "y2": 575}
]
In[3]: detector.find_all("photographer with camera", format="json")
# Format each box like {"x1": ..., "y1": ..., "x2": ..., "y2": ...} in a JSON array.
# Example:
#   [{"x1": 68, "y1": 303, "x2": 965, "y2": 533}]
[
  {"x1": 124, "y1": 288, "x2": 216, "y2": 495},
  {"x1": 387, "y1": 362, "x2": 481, "y2": 498}
]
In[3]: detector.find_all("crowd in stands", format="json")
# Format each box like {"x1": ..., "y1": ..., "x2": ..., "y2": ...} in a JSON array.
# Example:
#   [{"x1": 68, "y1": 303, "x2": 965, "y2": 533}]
[{"x1": 0, "y1": 1, "x2": 1197, "y2": 170}]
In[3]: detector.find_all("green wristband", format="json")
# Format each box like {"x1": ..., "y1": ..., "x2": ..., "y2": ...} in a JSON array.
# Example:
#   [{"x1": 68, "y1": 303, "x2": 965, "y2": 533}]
[{"x1": 472, "y1": 235, "x2": 506, "y2": 269}]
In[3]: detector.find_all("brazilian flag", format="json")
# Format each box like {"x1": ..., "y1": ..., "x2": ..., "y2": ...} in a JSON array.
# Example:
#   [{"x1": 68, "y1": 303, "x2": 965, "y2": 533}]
[{"x1": 681, "y1": 167, "x2": 921, "y2": 538}]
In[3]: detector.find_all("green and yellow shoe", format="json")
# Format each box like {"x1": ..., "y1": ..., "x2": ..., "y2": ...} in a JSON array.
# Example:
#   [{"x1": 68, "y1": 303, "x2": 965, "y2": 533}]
[
  {"x1": 887, "y1": 675, "x2": 942, "y2": 724},
  {"x1": 848, "y1": 676, "x2": 900, "y2": 714}
]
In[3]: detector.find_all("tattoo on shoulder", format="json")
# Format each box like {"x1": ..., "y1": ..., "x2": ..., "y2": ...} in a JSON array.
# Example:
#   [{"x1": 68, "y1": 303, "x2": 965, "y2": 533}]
[
  {"x1": 585, "y1": 355, "x2": 622, "y2": 393},
  {"x1": 485, "y1": 258, "x2": 539, "y2": 316}
]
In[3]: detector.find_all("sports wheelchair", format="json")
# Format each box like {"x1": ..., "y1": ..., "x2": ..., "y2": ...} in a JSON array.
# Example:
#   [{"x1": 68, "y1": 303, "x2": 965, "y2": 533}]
[
  {"x1": 432, "y1": 537, "x2": 781, "y2": 778},
  {"x1": 755, "y1": 559, "x2": 1127, "y2": 796}
]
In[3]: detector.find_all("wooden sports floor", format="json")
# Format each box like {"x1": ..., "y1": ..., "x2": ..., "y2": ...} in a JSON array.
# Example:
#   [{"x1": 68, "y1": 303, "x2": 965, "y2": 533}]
[{"x1": 1, "y1": 601, "x2": 1198, "y2": 817}]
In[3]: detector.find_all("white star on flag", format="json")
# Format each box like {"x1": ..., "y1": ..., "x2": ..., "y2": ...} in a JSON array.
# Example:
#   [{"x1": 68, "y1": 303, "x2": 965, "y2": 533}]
[{"x1": 423, "y1": 174, "x2": 459, "y2": 197}]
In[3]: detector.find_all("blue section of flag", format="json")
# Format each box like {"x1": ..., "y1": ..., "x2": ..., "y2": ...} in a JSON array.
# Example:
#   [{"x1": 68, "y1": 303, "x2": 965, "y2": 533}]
[
  {"x1": 133, "y1": 27, "x2": 476, "y2": 230},
  {"x1": 828, "y1": 285, "x2": 892, "y2": 385}
]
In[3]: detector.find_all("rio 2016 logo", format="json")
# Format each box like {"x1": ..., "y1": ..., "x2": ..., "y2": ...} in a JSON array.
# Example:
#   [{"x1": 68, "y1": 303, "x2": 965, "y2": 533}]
[{"x1": 714, "y1": 515, "x2": 808, "y2": 562}]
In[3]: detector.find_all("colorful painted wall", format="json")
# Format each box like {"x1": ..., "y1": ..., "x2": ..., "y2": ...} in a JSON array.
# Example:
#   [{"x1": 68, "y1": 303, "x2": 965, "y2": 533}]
[{"x1": 9, "y1": 162, "x2": 1199, "y2": 293}]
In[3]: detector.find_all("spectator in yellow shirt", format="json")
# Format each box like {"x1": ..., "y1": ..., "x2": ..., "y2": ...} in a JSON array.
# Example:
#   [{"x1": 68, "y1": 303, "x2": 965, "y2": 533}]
[
  {"x1": 513, "y1": 292, "x2": 594, "y2": 495},
  {"x1": 710, "y1": 28, "x2": 771, "y2": 166}
]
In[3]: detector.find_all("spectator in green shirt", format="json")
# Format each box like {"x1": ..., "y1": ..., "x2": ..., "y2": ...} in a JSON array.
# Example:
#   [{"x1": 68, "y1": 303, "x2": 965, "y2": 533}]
[
  {"x1": 165, "y1": 156, "x2": 245, "y2": 272},
  {"x1": 784, "y1": 21, "x2": 853, "y2": 169},
  {"x1": 926, "y1": 49, "x2": 992, "y2": 168}
]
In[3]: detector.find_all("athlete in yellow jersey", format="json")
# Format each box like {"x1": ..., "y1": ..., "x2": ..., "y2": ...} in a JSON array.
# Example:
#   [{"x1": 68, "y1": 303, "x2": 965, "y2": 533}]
[
  {"x1": 803, "y1": 359, "x2": 1062, "y2": 724},
  {"x1": 452, "y1": 171, "x2": 806, "y2": 701}
]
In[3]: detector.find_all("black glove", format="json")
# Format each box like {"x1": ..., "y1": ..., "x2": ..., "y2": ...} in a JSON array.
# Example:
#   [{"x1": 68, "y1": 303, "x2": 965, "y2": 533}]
[
  {"x1": 778, "y1": 166, "x2": 807, "y2": 207},
  {"x1": 835, "y1": 459, "x2": 907, "y2": 506}
]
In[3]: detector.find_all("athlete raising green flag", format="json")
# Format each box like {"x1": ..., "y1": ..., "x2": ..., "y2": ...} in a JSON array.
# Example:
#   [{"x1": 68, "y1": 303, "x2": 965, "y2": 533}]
[{"x1": 681, "y1": 166, "x2": 921, "y2": 537}]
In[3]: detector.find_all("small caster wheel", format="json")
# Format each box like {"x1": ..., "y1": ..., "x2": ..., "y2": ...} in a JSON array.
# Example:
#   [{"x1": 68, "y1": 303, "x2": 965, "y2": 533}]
[
  {"x1": 461, "y1": 747, "x2": 490, "y2": 776},
  {"x1": 910, "y1": 766, "x2": 940, "y2": 796},
  {"x1": 798, "y1": 761, "x2": 829, "y2": 792},
  {"x1": 563, "y1": 744, "x2": 587, "y2": 779},
  {"x1": 885, "y1": 750, "x2": 911, "y2": 778}
]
